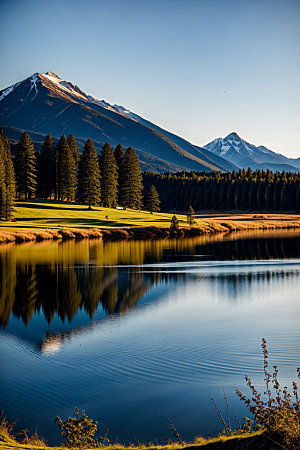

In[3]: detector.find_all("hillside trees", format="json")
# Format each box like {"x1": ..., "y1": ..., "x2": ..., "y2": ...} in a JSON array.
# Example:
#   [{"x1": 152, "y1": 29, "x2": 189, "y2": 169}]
[
  {"x1": 143, "y1": 169, "x2": 300, "y2": 212},
  {"x1": 14, "y1": 132, "x2": 37, "y2": 199},
  {"x1": 78, "y1": 139, "x2": 101, "y2": 208},
  {"x1": 99, "y1": 142, "x2": 118, "y2": 207}
]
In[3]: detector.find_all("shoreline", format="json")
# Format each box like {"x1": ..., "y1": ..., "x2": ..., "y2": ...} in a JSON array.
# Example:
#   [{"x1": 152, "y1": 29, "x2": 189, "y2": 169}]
[
  {"x1": 1, "y1": 217, "x2": 300, "y2": 245},
  {"x1": 0, "y1": 430, "x2": 268, "y2": 450}
]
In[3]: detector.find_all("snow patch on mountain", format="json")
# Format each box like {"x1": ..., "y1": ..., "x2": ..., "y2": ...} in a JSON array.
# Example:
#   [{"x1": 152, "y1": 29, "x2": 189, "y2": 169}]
[
  {"x1": 113, "y1": 104, "x2": 139, "y2": 121},
  {"x1": 0, "y1": 80, "x2": 22, "y2": 102},
  {"x1": 204, "y1": 132, "x2": 300, "y2": 171},
  {"x1": 40, "y1": 72, "x2": 123, "y2": 114},
  {"x1": 30, "y1": 74, "x2": 39, "y2": 101}
]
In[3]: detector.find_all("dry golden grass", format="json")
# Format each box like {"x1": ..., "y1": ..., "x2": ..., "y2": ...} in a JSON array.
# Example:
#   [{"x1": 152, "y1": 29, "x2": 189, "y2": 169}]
[
  {"x1": 1, "y1": 202, "x2": 300, "y2": 245},
  {"x1": 1, "y1": 219, "x2": 300, "y2": 245}
]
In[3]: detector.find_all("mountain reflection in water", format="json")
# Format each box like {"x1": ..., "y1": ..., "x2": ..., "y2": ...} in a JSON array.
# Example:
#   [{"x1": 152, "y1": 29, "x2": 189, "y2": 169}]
[{"x1": 1, "y1": 230, "x2": 300, "y2": 331}]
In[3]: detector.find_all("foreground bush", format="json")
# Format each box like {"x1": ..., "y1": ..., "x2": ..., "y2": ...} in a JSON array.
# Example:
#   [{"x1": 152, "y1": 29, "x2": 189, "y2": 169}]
[
  {"x1": 55, "y1": 408, "x2": 109, "y2": 449},
  {"x1": 236, "y1": 338, "x2": 300, "y2": 449}
]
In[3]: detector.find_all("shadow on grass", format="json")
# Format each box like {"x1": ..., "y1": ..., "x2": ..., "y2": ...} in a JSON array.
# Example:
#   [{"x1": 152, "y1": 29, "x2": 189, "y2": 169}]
[
  {"x1": 15, "y1": 218, "x2": 137, "y2": 228},
  {"x1": 17, "y1": 202, "x2": 91, "y2": 212}
]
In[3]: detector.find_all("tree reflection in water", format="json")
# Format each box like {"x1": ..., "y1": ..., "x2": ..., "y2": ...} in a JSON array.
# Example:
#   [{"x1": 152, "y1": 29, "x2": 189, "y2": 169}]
[{"x1": 1, "y1": 231, "x2": 300, "y2": 329}]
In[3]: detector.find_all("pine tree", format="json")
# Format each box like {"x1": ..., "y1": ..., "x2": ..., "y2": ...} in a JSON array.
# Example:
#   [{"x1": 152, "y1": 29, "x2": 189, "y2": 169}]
[
  {"x1": 57, "y1": 135, "x2": 77, "y2": 201},
  {"x1": 187, "y1": 205, "x2": 196, "y2": 225},
  {"x1": 0, "y1": 131, "x2": 16, "y2": 220},
  {"x1": 99, "y1": 142, "x2": 118, "y2": 208},
  {"x1": 170, "y1": 215, "x2": 179, "y2": 230},
  {"x1": 67, "y1": 134, "x2": 80, "y2": 170},
  {"x1": 123, "y1": 147, "x2": 143, "y2": 209},
  {"x1": 39, "y1": 134, "x2": 56, "y2": 199},
  {"x1": 296, "y1": 184, "x2": 300, "y2": 212},
  {"x1": 280, "y1": 182, "x2": 287, "y2": 211},
  {"x1": 78, "y1": 139, "x2": 101, "y2": 208},
  {"x1": 0, "y1": 149, "x2": 6, "y2": 218},
  {"x1": 146, "y1": 185, "x2": 160, "y2": 213},
  {"x1": 14, "y1": 132, "x2": 37, "y2": 199},
  {"x1": 114, "y1": 143, "x2": 126, "y2": 206}
]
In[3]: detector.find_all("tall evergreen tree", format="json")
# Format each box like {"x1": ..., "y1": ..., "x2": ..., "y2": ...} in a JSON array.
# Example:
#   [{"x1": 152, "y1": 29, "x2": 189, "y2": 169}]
[
  {"x1": 57, "y1": 135, "x2": 77, "y2": 201},
  {"x1": 187, "y1": 205, "x2": 196, "y2": 225},
  {"x1": 99, "y1": 142, "x2": 118, "y2": 208},
  {"x1": 0, "y1": 149, "x2": 6, "y2": 218},
  {"x1": 78, "y1": 139, "x2": 101, "y2": 208},
  {"x1": 0, "y1": 131, "x2": 16, "y2": 220},
  {"x1": 114, "y1": 143, "x2": 126, "y2": 206},
  {"x1": 146, "y1": 185, "x2": 160, "y2": 213},
  {"x1": 67, "y1": 134, "x2": 80, "y2": 170},
  {"x1": 123, "y1": 147, "x2": 143, "y2": 209},
  {"x1": 14, "y1": 132, "x2": 36, "y2": 199},
  {"x1": 38, "y1": 134, "x2": 56, "y2": 199},
  {"x1": 296, "y1": 184, "x2": 300, "y2": 212}
]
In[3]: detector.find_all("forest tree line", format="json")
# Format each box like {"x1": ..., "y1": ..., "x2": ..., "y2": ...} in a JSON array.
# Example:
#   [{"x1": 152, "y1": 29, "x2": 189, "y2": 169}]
[
  {"x1": 1, "y1": 128, "x2": 300, "y2": 221},
  {"x1": 143, "y1": 169, "x2": 300, "y2": 212}
]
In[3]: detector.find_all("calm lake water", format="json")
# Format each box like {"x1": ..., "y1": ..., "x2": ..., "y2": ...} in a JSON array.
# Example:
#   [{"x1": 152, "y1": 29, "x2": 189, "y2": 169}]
[{"x1": 0, "y1": 230, "x2": 300, "y2": 445}]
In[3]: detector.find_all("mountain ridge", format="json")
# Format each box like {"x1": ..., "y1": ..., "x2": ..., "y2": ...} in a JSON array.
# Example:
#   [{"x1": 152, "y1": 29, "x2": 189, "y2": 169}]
[
  {"x1": 204, "y1": 132, "x2": 300, "y2": 172},
  {"x1": 0, "y1": 72, "x2": 236, "y2": 173}
]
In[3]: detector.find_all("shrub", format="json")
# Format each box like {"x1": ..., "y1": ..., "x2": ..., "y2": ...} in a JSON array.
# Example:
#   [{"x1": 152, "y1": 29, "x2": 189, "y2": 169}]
[
  {"x1": 55, "y1": 408, "x2": 109, "y2": 449},
  {"x1": 236, "y1": 338, "x2": 300, "y2": 449},
  {"x1": 170, "y1": 215, "x2": 179, "y2": 230}
]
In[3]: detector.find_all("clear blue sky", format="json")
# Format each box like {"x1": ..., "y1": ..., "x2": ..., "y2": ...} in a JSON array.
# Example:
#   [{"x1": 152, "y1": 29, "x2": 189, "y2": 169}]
[{"x1": 1, "y1": 0, "x2": 299, "y2": 157}]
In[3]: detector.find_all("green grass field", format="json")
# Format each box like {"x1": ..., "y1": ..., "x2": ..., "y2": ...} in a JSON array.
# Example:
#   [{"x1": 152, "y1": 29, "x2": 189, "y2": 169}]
[{"x1": 0, "y1": 200, "x2": 188, "y2": 230}]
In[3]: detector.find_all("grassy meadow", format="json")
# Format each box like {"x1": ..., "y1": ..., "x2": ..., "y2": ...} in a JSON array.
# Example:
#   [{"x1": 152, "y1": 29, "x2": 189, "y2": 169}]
[{"x1": 1, "y1": 200, "x2": 187, "y2": 230}]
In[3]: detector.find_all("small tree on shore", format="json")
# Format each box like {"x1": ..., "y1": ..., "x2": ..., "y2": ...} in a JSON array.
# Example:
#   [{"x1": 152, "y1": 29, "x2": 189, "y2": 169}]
[
  {"x1": 146, "y1": 185, "x2": 160, "y2": 213},
  {"x1": 170, "y1": 215, "x2": 179, "y2": 230},
  {"x1": 187, "y1": 205, "x2": 196, "y2": 225}
]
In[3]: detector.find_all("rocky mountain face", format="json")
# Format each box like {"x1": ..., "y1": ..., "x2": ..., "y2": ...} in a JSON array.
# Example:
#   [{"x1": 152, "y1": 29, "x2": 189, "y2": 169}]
[
  {"x1": 0, "y1": 72, "x2": 237, "y2": 173},
  {"x1": 204, "y1": 132, "x2": 300, "y2": 172}
]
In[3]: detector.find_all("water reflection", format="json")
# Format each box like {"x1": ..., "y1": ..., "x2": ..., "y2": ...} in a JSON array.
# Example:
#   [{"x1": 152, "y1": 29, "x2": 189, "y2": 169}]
[
  {"x1": 1, "y1": 231, "x2": 300, "y2": 329},
  {"x1": 1, "y1": 231, "x2": 300, "y2": 445}
]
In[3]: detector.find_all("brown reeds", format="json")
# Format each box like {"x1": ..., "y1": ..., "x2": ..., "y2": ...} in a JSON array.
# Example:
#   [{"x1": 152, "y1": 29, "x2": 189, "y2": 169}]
[{"x1": 0, "y1": 218, "x2": 300, "y2": 246}]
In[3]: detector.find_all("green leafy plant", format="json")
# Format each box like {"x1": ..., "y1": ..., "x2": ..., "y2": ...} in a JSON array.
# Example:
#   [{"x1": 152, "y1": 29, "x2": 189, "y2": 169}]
[
  {"x1": 236, "y1": 338, "x2": 300, "y2": 449},
  {"x1": 54, "y1": 408, "x2": 109, "y2": 449}
]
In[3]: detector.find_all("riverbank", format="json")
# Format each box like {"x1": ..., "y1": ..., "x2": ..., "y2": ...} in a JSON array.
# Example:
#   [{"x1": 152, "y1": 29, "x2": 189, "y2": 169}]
[
  {"x1": 0, "y1": 200, "x2": 300, "y2": 244},
  {"x1": 0, "y1": 217, "x2": 300, "y2": 244}
]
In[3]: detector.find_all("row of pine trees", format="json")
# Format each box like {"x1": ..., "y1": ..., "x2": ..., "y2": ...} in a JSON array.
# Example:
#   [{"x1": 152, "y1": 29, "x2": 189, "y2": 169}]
[
  {"x1": 143, "y1": 169, "x2": 300, "y2": 212},
  {"x1": 1, "y1": 128, "x2": 300, "y2": 222},
  {"x1": 13, "y1": 132, "x2": 144, "y2": 210}
]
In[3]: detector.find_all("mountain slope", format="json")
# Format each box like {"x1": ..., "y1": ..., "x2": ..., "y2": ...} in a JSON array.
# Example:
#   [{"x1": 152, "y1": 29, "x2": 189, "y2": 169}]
[
  {"x1": 1, "y1": 125, "x2": 183, "y2": 174},
  {"x1": 204, "y1": 132, "x2": 300, "y2": 172},
  {"x1": 0, "y1": 72, "x2": 236, "y2": 173}
]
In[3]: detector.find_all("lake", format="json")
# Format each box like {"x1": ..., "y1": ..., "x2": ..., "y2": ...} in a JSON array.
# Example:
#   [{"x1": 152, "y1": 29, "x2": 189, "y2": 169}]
[{"x1": 0, "y1": 230, "x2": 300, "y2": 445}]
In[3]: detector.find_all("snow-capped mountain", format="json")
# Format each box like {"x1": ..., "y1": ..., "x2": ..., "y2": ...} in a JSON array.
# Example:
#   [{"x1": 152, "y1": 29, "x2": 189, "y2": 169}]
[
  {"x1": 204, "y1": 132, "x2": 300, "y2": 172},
  {"x1": 0, "y1": 72, "x2": 237, "y2": 173}
]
